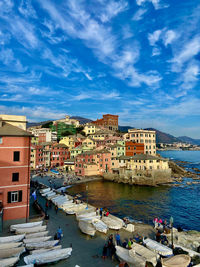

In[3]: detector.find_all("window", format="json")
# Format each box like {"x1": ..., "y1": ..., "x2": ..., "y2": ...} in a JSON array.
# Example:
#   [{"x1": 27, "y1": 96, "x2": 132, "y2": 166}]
[
  {"x1": 12, "y1": 173, "x2": 19, "y2": 182},
  {"x1": 7, "y1": 190, "x2": 22, "y2": 203},
  {"x1": 13, "y1": 151, "x2": 20, "y2": 162},
  {"x1": 0, "y1": 137, "x2": 2, "y2": 144}
]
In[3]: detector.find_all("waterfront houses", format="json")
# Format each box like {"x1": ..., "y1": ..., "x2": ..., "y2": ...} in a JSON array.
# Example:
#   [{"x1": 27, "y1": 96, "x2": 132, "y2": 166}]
[{"x1": 0, "y1": 116, "x2": 32, "y2": 221}]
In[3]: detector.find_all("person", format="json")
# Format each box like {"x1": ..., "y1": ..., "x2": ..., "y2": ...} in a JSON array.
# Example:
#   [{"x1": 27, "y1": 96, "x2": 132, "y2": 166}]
[
  {"x1": 105, "y1": 211, "x2": 109, "y2": 217},
  {"x1": 49, "y1": 200, "x2": 52, "y2": 209},
  {"x1": 158, "y1": 218, "x2": 163, "y2": 227},
  {"x1": 153, "y1": 217, "x2": 158, "y2": 228},
  {"x1": 102, "y1": 244, "x2": 108, "y2": 260},
  {"x1": 45, "y1": 200, "x2": 49, "y2": 212},
  {"x1": 116, "y1": 232, "x2": 121, "y2": 246},
  {"x1": 127, "y1": 238, "x2": 132, "y2": 249},
  {"x1": 122, "y1": 239, "x2": 127, "y2": 248},
  {"x1": 57, "y1": 226, "x2": 63, "y2": 241},
  {"x1": 100, "y1": 208, "x2": 103, "y2": 219},
  {"x1": 123, "y1": 217, "x2": 128, "y2": 228},
  {"x1": 55, "y1": 205, "x2": 58, "y2": 214},
  {"x1": 110, "y1": 243, "x2": 116, "y2": 261},
  {"x1": 96, "y1": 208, "x2": 99, "y2": 216},
  {"x1": 156, "y1": 230, "x2": 161, "y2": 243}
]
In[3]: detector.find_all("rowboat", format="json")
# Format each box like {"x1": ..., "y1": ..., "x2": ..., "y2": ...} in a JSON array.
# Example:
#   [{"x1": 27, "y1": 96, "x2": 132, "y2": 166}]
[
  {"x1": 102, "y1": 216, "x2": 123, "y2": 230},
  {"x1": 75, "y1": 207, "x2": 95, "y2": 217},
  {"x1": 24, "y1": 248, "x2": 72, "y2": 265},
  {"x1": 161, "y1": 254, "x2": 191, "y2": 267},
  {"x1": 25, "y1": 240, "x2": 59, "y2": 250},
  {"x1": 92, "y1": 219, "x2": 108, "y2": 234},
  {"x1": 46, "y1": 192, "x2": 56, "y2": 199},
  {"x1": 0, "y1": 247, "x2": 25, "y2": 259},
  {"x1": 78, "y1": 220, "x2": 96, "y2": 236},
  {"x1": 16, "y1": 225, "x2": 47, "y2": 234},
  {"x1": 76, "y1": 211, "x2": 97, "y2": 220},
  {"x1": 143, "y1": 238, "x2": 173, "y2": 257},
  {"x1": 123, "y1": 224, "x2": 135, "y2": 232},
  {"x1": 40, "y1": 188, "x2": 51, "y2": 194},
  {"x1": 23, "y1": 236, "x2": 52, "y2": 244},
  {"x1": 0, "y1": 242, "x2": 23, "y2": 250},
  {"x1": 30, "y1": 245, "x2": 62, "y2": 254},
  {"x1": 64, "y1": 204, "x2": 87, "y2": 214},
  {"x1": 25, "y1": 231, "x2": 49, "y2": 239},
  {"x1": 20, "y1": 265, "x2": 34, "y2": 267},
  {"x1": 115, "y1": 246, "x2": 145, "y2": 267},
  {"x1": 42, "y1": 190, "x2": 54, "y2": 197},
  {"x1": 0, "y1": 256, "x2": 19, "y2": 267},
  {"x1": 0, "y1": 234, "x2": 25, "y2": 243},
  {"x1": 10, "y1": 221, "x2": 43, "y2": 232}
]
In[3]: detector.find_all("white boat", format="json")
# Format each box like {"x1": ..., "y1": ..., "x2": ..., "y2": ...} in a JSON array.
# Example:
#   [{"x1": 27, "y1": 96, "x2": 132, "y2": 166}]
[
  {"x1": 25, "y1": 240, "x2": 59, "y2": 250},
  {"x1": 76, "y1": 211, "x2": 97, "y2": 220},
  {"x1": 115, "y1": 246, "x2": 145, "y2": 267},
  {"x1": 130, "y1": 242, "x2": 158, "y2": 266},
  {"x1": 10, "y1": 221, "x2": 43, "y2": 232},
  {"x1": 25, "y1": 231, "x2": 49, "y2": 239},
  {"x1": 64, "y1": 204, "x2": 87, "y2": 214},
  {"x1": 0, "y1": 256, "x2": 19, "y2": 267},
  {"x1": 75, "y1": 207, "x2": 95, "y2": 217},
  {"x1": 143, "y1": 238, "x2": 173, "y2": 257},
  {"x1": 24, "y1": 248, "x2": 72, "y2": 265},
  {"x1": 0, "y1": 246, "x2": 25, "y2": 259},
  {"x1": 46, "y1": 192, "x2": 56, "y2": 199},
  {"x1": 42, "y1": 190, "x2": 54, "y2": 197},
  {"x1": 78, "y1": 220, "x2": 96, "y2": 236},
  {"x1": 0, "y1": 242, "x2": 23, "y2": 250},
  {"x1": 174, "y1": 243, "x2": 200, "y2": 257},
  {"x1": 161, "y1": 254, "x2": 191, "y2": 267},
  {"x1": 102, "y1": 216, "x2": 123, "y2": 230},
  {"x1": 20, "y1": 265, "x2": 34, "y2": 267},
  {"x1": 123, "y1": 224, "x2": 135, "y2": 232},
  {"x1": 40, "y1": 188, "x2": 51, "y2": 194},
  {"x1": 92, "y1": 219, "x2": 108, "y2": 234},
  {"x1": 77, "y1": 215, "x2": 100, "y2": 223},
  {"x1": 23, "y1": 236, "x2": 52, "y2": 244},
  {"x1": 0, "y1": 234, "x2": 25, "y2": 243},
  {"x1": 16, "y1": 225, "x2": 47, "y2": 234},
  {"x1": 30, "y1": 245, "x2": 62, "y2": 254}
]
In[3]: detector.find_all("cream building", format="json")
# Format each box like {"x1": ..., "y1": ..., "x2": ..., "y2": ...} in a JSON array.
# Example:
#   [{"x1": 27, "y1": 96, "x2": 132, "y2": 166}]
[
  {"x1": 124, "y1": 129, "x2": 156, "y2": 155},
  {"x1": 59, "y1": 135, "x2": 77, "y2": 150},
  {"x1": 0, "y1": 114, "x2": 27, "y2": 130},
  {"x1": 83, "y1": 123, "x2": 96, "y2": 135},
  {"x1": 29, "y1": 128, "x2": 57, "y2": 142},
  {"x1": 53, "y1": 115, "x2": 80, "y2": 127},
  {"x1": 82, "y1": 137, "x2": 96, "y2": 148}
]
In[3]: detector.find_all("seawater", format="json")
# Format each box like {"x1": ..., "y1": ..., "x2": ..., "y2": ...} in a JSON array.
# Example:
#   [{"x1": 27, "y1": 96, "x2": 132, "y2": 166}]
[{"x1": 68, "y1": 150, "x2": 200, "y2": 231}]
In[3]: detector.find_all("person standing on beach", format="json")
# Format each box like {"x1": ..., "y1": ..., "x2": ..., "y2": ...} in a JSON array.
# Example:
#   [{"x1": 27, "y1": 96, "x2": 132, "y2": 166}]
[
  {"x1": 55, "y1": 205, "x2": 58, "y2": 214},
  {"x1": 116, "y1": 232, "x2": 121, "y2": 246}
]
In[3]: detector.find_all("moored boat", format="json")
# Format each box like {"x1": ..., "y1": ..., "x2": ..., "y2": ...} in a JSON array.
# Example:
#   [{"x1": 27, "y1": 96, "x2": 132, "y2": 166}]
[
  {"x1": 0, "y1": 242, "x2": 23, "y2": 250},
  {"x1": 23, "y1": 236, "x2": 52, "y2": 244},
  {"x1": 102, "y1": 216, "x2": 123, "y2": 230},
  {"x1": 115, "y1": 246, "x2": 145, "y2": 267},
  {"x1": 0, "y1": 234, "x2": 25, "y2": 243},
  {"x1": 161, "y1": 254, "x2": 191, "y2": 267},
  {"x1": 24, "y1": 247, "x2": 72, "y2": 265},
  {"x1": 92, "y1": 219, "x2": 108, "y2": 234},
  {"x1": 25, "y1": 240, "x2": 59, "y2": 250},
  {"x1": 30, "y1": 245, "x2": 62, "y2": 254},
  {"x1": 76, "y1": 211, "x2": 97, "y2": 220},
  {"x1": 10, "y1": 221, "x2": 43, "y2": 232},
  {"x1": 78, "y1": 220, "x2": 96, "y2": 236},
  {"x1": 0, "y1": 247, "x2": 25, "y2": 259},
  {"x1": 16, "y1": 225, "x2": 47, "y2": 234},
  {"x1": 25, "y1": 231, "x2": 49, "y2": 239},
  {"x1": 0, "y1": 256, "x2": 19, "y2": 267},
  {"x1": 143, "y1": 238, "x2": 173, "y2": 257}
]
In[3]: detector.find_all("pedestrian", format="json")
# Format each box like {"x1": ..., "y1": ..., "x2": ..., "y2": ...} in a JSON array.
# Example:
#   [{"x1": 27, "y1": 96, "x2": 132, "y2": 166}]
[
  {"x1": 116, "y1": 232, "x2": 121, "y2": 246},
  {"x1": 45, "y1": 200, "x2": 49, "y2": 212},
  {"x1": 153, "y1": 217, "x2": 158, "y2": 229},
  {"x1": 96, "y1": 208, "x2": 99, "y2": 216},
  {"x1": 127, "y1": 238, "x2": 132, "y2": 249},
  {"x1": 55, "y1": 205, "x2": 58, "y2": 214},
  {"x1": 110, "y1": 243, "x2": 116, "y2": 261},
  {"x1": 156, "y1": 230, "x2": 161, "y2": 243},
  {"x1": 57, "y1": 226, "x2": 63, "y2": 241},
  {"x1": 102, "y1": 244, "x2": 108, "y2": 260},
  {"x1": 100, "y1": 208, "x2": 103, "y2": 218},
  {"x1": 122, "y1": 239, "x2": 127, "y2": 248}
]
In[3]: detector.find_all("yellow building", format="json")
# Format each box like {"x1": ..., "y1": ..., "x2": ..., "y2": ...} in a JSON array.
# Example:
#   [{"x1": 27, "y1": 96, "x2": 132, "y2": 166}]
[
  {"x1": 0, "y1": 114, "x2": 27, "y2": 130},
  {"x1": 82, "y1": 137, "x2": 96, "y2": 148},
  {"x1": 83, "y1": 163, "x2": 98, "y2": 176},
  {"x1": 83, "y1": 123, "x2": 96, "y2": 135},
  {"x1": 30, "y1": 146, "x2": 36, "y2": 169},
  {"x1": 89, "y1": 130, "x2": 113, "y2": 140},
  {"x1": 59, "y1": 135, "x2": 77, "y2": 150},
  {"x1": 31, "y1": 136, "x2": 39, "y2": 145}
]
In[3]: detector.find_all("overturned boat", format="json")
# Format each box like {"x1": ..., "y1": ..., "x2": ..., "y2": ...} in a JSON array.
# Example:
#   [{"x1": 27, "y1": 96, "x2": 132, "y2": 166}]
[
  {"x1": 16, "y1": 225, "x2": 47, "y2": 234},
  {"x1": 92, "y1": 219, "x2": 108, "y2": 234},
  {"x1": 0, "y1": 256, "x2": 19, "y2": 267},
  {"x1": 0, "y1": 242, "x2": 23, "y2": 250},
  {"x1": 30, "y1": 245, "x2": 62, "y2": 255},
  {"x1": 78, "y1": 220, "x2": 96, "y2": 236},
  {"x1": 10, "y1": 221, "x2": 43, "y2": 232},
  {"x1": 23, "y1": 236, "x2": 52, "y2": 244},
  {"x1": 24, "y1": 247, "x2": 72, "y2": 265},
  {"x1": 0, "y1": 246, "x2": 25, "y2": 259},
  {"x1": 25, "y1": 231, "x2": 49, "y2": 239},
  {"x1": 0, "y1": 234, "x2": 24, "y2": 243},
  {"x1": 143, "y1": 238, "x2": 173, "y2": 257},
  {"x1": 102, "y1": 215, "x2": 124, "y2": 230},
  {"x1": 25, "y1": 240, "x2": 59, "y2": 250},
  {"x1": 115, "y1": 246, "x2": 145, "y2": 267}
]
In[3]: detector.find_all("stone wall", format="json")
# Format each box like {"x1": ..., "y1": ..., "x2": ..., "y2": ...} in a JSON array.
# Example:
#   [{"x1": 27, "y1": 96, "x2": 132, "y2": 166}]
[{"x1": 103, "y1": 168, "x2": 172, "y2": 186}]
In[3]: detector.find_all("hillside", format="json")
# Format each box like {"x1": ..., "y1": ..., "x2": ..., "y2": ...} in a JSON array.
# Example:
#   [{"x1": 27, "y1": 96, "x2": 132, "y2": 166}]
[
  {"x1": 145, "y1": 128, "x2": 180, "y2": 143},
  {"x1": 178, "y1": 136, "x2": 200, "y2": 145}
]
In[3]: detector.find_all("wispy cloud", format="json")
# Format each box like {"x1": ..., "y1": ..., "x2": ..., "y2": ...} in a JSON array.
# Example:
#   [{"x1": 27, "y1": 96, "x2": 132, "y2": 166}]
[
  {"x1": 132, "y1": 8, "x2": 147, "y2": 21},
  {"x1": 136, "y1": 0, "x2": 168, "y2": 10}
]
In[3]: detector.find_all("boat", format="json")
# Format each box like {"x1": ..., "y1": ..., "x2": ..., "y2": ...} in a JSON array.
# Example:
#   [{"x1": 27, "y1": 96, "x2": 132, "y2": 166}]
[
  {"x1": 41, "y1": 190, "x2": 54, "y2": 197},
  {"x1": 115, "y1": 246, "x2": 145, "y2": 267},
  {"x1": 20, "y1": 265, "x2": 34, "y2": 267},
  {"x1": 25, "y1": 240, "x2": 59, "y2": 250},
  {"x1": 174, "y1": 243, "x2": 200, "y2": 257},
  {"x1": 0, "y1": 246, "x2": 25, "y2": 259},
  {"x1": 102, "y1": 216, "x2": 124, "y2": 230},
  {"x1": 16, "y1": 225, "x2": 47, "y2": 234},
  {"x1": 123, "y1": 223, "x2": 135, "y2": 232},
  {"x1": 40, "y1": 187, "x2": 51, "y2": 194},
  {"x1": 24, "y1": 247, "x2": 72, "y2": 265},
  {"x1": 23, "y1": 236, "x2": 52, "y2": 244},
  {"x1": 10, "y1": 221, "x2": 43, "y2": 232},
  {"x1": 64, "y1": 204, "x2": 87, "y2": 214},
  {"x1": 0, "y1": 242, "x2": 23, "y2": 250},
  {"x1": 0, "y1": 234, "x2": 25, "y2": 243},
  {"x1": 30, "y1": 245, "x2": 62, "y2": 254},
  {"x1": 92, "y1": 219, "x2": 108, "y2": 234},
  {"x1": 78, "y1": 220, "x2": 96, "y2": 236},
  {"x1": 130, "y1": 242, "x2": 158, "y2": 266},
  {"x1": 161, "y1": 254, "x2": 191, "y2": 267},
  {"x1": 46, "y1": 192, "x2": 56, "y2": 198},
  {"x1": 143, "y1": 238, "x2": 173, "y2": 257},
  {"x1": 76, "y1": 211, "x2": 97, "y2": 220},
  {"x1": 25, "y1": 231, "x2": 49, "y2": 239},
  {"x1": 75, "y1": 207, "x2": 95, "y2": 217},
  {"x1": 0, "y1": 256, "x2": 19, "y2": 267}
]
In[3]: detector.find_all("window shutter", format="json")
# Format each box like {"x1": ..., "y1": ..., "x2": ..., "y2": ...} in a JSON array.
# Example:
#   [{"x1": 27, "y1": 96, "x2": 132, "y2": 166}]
[
  {"x1": 7, "y1": 192, "x2": 11, "y2": 203},
  {"x1": 18, "y1": 190, "x2": 22, "y2": 202}
]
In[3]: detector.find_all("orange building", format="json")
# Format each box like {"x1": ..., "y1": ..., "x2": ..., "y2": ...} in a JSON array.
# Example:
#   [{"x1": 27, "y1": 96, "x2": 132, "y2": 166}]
[
  {"x1": 92, "y1": 114, "x2": 118, "y2": 131},
  {"x1": 125, "y1": 141, "x2": 144, "y2": 156},
  {"x1": 0, "y1": 119, "x2": 32, "y2": 221}
]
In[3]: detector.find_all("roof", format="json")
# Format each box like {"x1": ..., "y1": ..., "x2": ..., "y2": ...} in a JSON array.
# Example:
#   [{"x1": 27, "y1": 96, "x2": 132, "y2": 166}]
[
  {"x1": 108, "y1": 144, "x2": 124, "y2": 148},
  {"x1": 119, "y1": 154, "x2": 167, "y2": 161},
  {"x1": 0, "y1": 122, "x2": 33, "y2": 137},
  {"x1": 65, "y1": 158, "x2": 75, "y2": 163},
  {"x1": 118, "y1": 155, "x2": 132, "y2": 160}
]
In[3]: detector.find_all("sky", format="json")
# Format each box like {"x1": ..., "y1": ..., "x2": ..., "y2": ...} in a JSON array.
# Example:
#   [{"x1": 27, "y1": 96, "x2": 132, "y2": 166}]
[{"x1": 0, "y1": 0, "x2": 200, "y2": 138}]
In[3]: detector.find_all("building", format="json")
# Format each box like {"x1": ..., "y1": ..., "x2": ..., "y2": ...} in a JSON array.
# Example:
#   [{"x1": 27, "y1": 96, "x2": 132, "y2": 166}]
[
  {"x1": 0, "y1": 117, "x2": 32, "y2": 221},
  {"x1": 53, "y1": 115, "x2": 80, "y2": 127},
  {"x1": 83, "y1": 123, "x2": 96, "y2": 135},
  {"x1": 59, "y1": 135, "x2": 77, "y2": 150},
  {"x1": 0, "y1": 114, "x2": 27, "y2": 130},
  {"x1": 124, "y1": 129, "x2": 156, "y2": 155},
  {"x1": 29, "y1": 128, "x2": 57, "y2": 143},
  {"x1": 92, "y1": 114, "x2": 118, "y2": 131},
  {"x1": 125, "y1": 141, "x2": 144, "y2": 156}
]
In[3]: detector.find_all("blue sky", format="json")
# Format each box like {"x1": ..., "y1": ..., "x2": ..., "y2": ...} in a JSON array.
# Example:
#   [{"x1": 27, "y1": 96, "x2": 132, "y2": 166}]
[{"x1": 0, "y1": 0, "x2": 200, "y2": 138}]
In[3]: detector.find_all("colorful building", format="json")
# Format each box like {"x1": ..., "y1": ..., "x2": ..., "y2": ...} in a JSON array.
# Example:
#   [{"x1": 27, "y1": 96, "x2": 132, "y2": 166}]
[
  {"x1": 0, "y1": 117, "x2": 32, "y2": 221},
  {"x1": 125, "y1": 141, "x2": 144, "y2": 156},
  {"x1": 92, "y1": 114, "x2": 118, "y2": 131},
  {"x1": 83, "y1": 123, "x2": 96, "y2": 135}
]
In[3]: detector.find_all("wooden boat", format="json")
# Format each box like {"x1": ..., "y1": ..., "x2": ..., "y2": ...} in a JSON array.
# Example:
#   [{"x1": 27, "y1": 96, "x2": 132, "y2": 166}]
[
  {"x1": 78, "y1": 220, "x2": 96, "y2": 236},
  {"x1": 102, "y1": 216, "x2": 123, "y2": 230},
  {"x1": 25, "y1": 240, "x2": 59, "y2": 250},
  {"x1": 0, "y1": 242, "x2": 23, "y2": 250},
  {"x1": 30, "y1": 245, "x2": 62, "y2": 254},
  {"x1": 161, "y1": 254, "x2": 191, "y2": 267},
  {"x1": 0, "y1": 234, "x2": 24, "y2": 243},
  {"x1": 115, "y1": 246, "x2": 145, "y2": 267},
  {"x1": 130, "y1": 242, "x2": 158, "y2": 266},
  {"x1": 0, "y1": 246, "x2": 25, "y2": 259},
  {"x1": 25, "y1": 231, "x2": 49, "y2": 239},
  {"x1": 0, "y1": 256, "x2": 19, "y2": 267},
  {"x1": 23, "y1": 236, "x2": 52, "y2": 244},
  {"x1": 24, "y1": 248, "x2": 72, "y2": 265},
  {"x1": 143, "y1": 238, "x2": 173, "y2": 257},
  {"x1": 92, "y1": 219, "x2": 108, "y2": 234},
  {"x1": 16, "y1": 225, "x2": 47, "y2": 234},
  {"x1": 10, "y1": 221, "x2": 43, "y2": 232}
]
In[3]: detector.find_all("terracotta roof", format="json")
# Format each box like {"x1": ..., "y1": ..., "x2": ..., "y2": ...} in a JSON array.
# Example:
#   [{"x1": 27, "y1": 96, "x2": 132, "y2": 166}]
[{"x1": 0, "y1": 122, "x2": 32, "y2": 137}]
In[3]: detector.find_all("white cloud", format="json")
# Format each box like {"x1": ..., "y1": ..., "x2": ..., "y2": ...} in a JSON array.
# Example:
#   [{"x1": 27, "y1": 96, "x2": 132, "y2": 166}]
[
  {"x1": 148, "y1": 30, "x2": 162, "y2": 46},
  {"x1": 99, "y1": 0, "x2": 128, "y2": 22},
  {"x1": 132, "y1": 8, "x2": 147, "y2": 21},
  {"x1": 136, "y1": 0, "x2": 167, "y2": 10},
  {"x1": 0, "y1": 48, "x2": 27, "y2": 72},
  {"x1": 18, "y1": 0, "x2": 37, "y2": 18},
  {"x1": 73, "y1": 90, "x2": 120, "y2": 101},
  {"x1": 163, "y1": 30, "x2": 176, "y2": 46},
  {"x1": 152, "y1": 47, "x2": 161, "y2": 56}
]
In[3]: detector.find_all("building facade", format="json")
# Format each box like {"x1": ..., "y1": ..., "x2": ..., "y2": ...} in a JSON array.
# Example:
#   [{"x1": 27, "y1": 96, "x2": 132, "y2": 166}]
[
  {"x1": 92, "y1": 114, "x2": 118, "y2": 131},
  {"x1": 125, "y1": 141, "x2": 144, "y2": 156}
]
